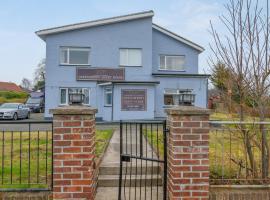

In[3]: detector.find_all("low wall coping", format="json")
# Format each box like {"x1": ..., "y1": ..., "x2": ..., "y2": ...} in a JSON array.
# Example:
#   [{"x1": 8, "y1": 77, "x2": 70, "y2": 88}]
[
  {"x1": 49, "y1": 105, "x2": 97, "y2": 115},
  {"x1": 210, "y1": 185, "x2": 270, "y2": 189},
  {"x1": 165, "y1": 105, "x2": 211, "y2": 115}
]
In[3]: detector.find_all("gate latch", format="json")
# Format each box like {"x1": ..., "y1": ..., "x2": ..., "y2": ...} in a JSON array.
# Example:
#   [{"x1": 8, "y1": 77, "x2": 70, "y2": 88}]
[{"x1": 121, "y1": 155, "x2": 131, "y2": 162}]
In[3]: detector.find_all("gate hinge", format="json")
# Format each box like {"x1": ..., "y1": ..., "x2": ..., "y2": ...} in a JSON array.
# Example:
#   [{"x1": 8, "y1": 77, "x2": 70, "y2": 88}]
[
  {"x1": 165, "y1": 128, "x2": 170, "y2": 133},
  {"x1": 121, "y1": 155, "x2": 131, "y2": 162}
]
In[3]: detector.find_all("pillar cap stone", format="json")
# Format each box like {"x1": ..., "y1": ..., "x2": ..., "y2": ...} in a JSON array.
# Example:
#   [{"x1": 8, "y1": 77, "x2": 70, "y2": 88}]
[
  {"x1": 165, "y1": 106, "x2": 211, "y2": 115},
  {"x1": 49, "y1": 105, "x2": 97, "y2": 115}
]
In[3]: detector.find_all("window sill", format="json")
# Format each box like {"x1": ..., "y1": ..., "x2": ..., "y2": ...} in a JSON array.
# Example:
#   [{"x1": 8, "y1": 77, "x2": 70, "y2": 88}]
[
  {"x1": 59, "y1": 64, "x2": 91, "y2": 67},
  {"x1": 163, "y1": 105, "x2": 178, "y2": 108},
  {"x1": 119, "y1": 65, "x2": 142, "y2": 67},
  {"x1": 59, "y1": 104, "x2": 90, "y2": 106},
  {"x1": 59, "y1": 104, "x2": 68, "y2": 106},
  {"x1": 104, "y1": 105, "x2": 112, "y2": 107},
  {"x1": 158, "y1": 69, "x2": 186, "y2": 72}
]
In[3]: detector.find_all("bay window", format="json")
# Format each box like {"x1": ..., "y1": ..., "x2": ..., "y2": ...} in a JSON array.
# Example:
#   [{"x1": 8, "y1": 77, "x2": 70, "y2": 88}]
[
  {"x1": 60, "y1": 47, "x2": 90, "y2": 65},
  {"x1": 160, "y1": 55, "x2": 185, "y2": 71}
]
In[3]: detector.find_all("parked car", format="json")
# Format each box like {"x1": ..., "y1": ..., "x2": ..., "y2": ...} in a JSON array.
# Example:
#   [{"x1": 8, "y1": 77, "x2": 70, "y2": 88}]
[
  {"x1": 25, "y1": 92, "x2": 45, "y2": 113},
  {"x1": 0, "y1": 103, "x2": 30, "y2": 120}
]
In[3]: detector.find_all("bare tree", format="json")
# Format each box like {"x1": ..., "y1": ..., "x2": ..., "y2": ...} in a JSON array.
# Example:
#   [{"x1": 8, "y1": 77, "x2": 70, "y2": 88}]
[
  {"x1": 33, "y1": 59, "x2": 45, "y2": 91},
  {"x1": 20, "y1": 78, "x2": 32, "y2": 90},
  {"x1": 209, "y1": 0, "x2": 270, "y2": 178}
]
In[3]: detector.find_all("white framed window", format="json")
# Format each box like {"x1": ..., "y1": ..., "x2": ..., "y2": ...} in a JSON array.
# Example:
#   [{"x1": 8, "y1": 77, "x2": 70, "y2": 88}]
[
  {"x1": 120, "y1": 48, "x2": 142, "y2": 66},
  {"x1": 59, "y1": 88, "x2": 90, "y2": 105},
  {"x1": 164, "y1": 89, "x2": 193, "y2": 105},
  {"x1": 60, "y1": 88, "x2": 68, "y2": 105},
  {"x1": 104, "y1": 87, "x2": 112, "y2": 106},
  {"x1": 60, "y1": 47, "x2": 90, "y2": 65},
  {"x1": 164, "y1": 89, "x2": 178, "y2": 106},
  {"x1": 160, "y1": 55, "x2": 185, "y2": 71}
]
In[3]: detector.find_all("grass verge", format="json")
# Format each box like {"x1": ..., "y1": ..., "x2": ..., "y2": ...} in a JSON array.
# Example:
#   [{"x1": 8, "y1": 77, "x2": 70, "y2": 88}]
[{"x1": 0, "y1": 129, "x2": 113, "y2": 189}]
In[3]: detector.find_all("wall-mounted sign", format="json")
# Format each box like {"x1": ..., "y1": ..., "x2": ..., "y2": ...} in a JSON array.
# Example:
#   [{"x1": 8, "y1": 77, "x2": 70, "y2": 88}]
[
  {"x1": 121, "y1": 89, "x2": 147, "y2": 111},
  {"x1": 76, "y1": 68, "x2": 125, "y2": 81}
]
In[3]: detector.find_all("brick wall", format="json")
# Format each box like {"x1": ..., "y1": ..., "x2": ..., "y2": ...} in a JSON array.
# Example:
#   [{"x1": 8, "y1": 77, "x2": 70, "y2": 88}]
[
  {"x1": 166, "y1": 106, "x2": 210, "y2": 200},
  {"x1": 50, "y1": 106, "x2": 97, "y2": 200},
  {"x1": 210, "y1": 186, "x2": 270, "y2": 200}
]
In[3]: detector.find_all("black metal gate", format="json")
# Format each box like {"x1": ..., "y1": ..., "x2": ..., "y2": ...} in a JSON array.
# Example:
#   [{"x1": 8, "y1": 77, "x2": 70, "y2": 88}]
[{"x1": 118, "y1": 120, "x2": 167, "y2": 200}]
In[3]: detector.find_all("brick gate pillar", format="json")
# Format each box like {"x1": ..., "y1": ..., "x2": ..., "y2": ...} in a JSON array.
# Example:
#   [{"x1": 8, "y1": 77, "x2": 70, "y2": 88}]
[
  {"x1": 50, "y1": 106, "x2": 97, "y2": 200},
  {"x1": 165, "y1": 106, "x2": 210, "y2": 200}
]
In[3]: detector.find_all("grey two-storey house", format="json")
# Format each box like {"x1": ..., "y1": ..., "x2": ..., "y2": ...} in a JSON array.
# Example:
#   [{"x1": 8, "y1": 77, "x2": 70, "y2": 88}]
[{"x1": 36, "y1": 10, "x2": 209, "y2": 121}]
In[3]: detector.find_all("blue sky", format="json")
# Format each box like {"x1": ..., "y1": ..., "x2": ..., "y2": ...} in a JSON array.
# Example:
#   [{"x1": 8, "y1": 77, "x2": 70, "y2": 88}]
[{"x1": 0, "y1": 0, "x2": 226, "y2": 84}]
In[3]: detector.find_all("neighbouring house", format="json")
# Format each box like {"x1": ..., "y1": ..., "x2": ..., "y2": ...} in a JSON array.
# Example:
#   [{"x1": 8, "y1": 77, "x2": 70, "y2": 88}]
[
  {"x1": 0, "y1": 81, "x2": 23, "y2": 92},
  {"x1": 36, "y1": 10, "x2": 209, "y2": 121}
]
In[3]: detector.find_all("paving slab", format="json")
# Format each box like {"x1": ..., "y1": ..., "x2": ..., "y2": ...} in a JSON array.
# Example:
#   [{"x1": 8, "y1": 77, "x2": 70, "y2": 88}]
[
  {"x1": 101, "y1": 129, "x2": 159, "y2": 167},
  {"x1": 96, "y1": 187, "x2": 163, "y2": 200},
  {"x1": 96, "y1": 129, "x2": 164, "y2": 199}
]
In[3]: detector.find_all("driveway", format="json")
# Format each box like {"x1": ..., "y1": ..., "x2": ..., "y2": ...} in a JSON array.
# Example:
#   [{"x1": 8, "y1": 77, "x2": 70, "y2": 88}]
[{"x1": 0, "y1": 113, "x2": 52, "y2": 132}]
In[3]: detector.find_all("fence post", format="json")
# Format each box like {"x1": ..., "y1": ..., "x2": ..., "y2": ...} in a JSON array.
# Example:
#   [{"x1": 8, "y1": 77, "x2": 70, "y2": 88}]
[
  {"x1": 165, "y1": 106, "x2": 210, "y2": 200},
  {"x1": 50, "y1": 106, "x2": 97, "y2": 200}
]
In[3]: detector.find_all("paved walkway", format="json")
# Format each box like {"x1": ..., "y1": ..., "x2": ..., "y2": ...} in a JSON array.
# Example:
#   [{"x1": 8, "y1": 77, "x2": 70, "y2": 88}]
[{"x1": 96, "y1": 129, "x2": 163, "y2": 200}]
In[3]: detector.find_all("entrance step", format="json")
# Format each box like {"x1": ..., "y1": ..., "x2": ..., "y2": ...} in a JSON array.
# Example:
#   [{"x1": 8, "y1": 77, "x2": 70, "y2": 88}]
[
  {"x1": 98, "y1": 174, "x2": 163, "y2": 187},
  {"x1": 96, "y1": 187, "x2": 164, "y2": 200},
  {"x1": 99, "y1": 165, "x2": 161, "y2": 175}
]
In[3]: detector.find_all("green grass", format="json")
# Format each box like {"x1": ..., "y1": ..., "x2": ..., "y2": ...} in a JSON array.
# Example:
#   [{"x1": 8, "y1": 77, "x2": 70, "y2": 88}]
[
  {"x1": 210, "y1": 112, "x2": 239, "y2": 121},
  {"x1": 143, "y1": 129, "x2": 164, "y2": 158},
  {"x1": 210, "y1": 111, "x2": 270, "y2": 122},
  {"x1": 144, "y1": 124, "x2": 269, "y2": 184},
  {"x1": 95, "y1": 129, "x2": 114, "y2": 158},
  {"x1": 0, "y1": 131, "x2": 52, "y2": 189},
  {"x1": 0, "y1": 129, "x2": 113, "y2": 189}
]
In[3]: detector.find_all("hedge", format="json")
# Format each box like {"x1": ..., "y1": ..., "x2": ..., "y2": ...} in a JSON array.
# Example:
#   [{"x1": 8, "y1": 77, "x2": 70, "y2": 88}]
[{"x1": 0, "y1": 91, "x2": 29, "y2": 104}]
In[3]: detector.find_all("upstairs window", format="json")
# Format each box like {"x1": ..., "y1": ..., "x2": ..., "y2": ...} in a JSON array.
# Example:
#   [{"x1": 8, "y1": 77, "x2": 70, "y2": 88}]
[
  {"x1": 120, "y1": 49, "x2": 142, "y2": 66},
  {"x1": 60, "y1": 47, "x2": 90, "y2": 65},
  {"x1": 160, "y1": 55, "x2": 185, "y2": 71}
]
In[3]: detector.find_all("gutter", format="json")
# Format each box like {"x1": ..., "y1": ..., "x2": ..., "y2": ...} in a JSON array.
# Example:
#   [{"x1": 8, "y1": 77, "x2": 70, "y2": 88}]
[{"x1": 152, "y1": 73, "x2": 211, "y2": 78}]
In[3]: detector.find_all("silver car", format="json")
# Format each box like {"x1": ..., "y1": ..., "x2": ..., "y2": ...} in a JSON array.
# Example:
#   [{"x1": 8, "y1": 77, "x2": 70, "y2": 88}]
[{"x1": 0, "y1": 103, "x2": 30, "y2": 120}]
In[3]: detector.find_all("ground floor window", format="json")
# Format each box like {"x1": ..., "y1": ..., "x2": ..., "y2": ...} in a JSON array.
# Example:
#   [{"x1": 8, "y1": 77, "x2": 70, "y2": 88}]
[
  {"x1": 104, "y1": 87, "x2": 112, "y2": 106},
  {"x1": 60, "y1": 88, "x2": 90, "y2": 105},
  {"x1": 164, "y1": 89, "x2": 178, "y2": 105},
  {"x1": 164, "y1": 89, "x2": 194, "y2": 105}
]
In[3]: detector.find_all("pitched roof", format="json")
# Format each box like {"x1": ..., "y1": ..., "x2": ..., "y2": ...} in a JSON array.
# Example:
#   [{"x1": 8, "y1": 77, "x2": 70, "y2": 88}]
[
  {"x1": 36, "y1": 10, "x2": 204, "y2": 52},
  {"x1": 0, "y1": 82, "x2": 23, "y2": 92},
  {"x1": 36, "y1": 10, "x2": 154, "y2": 39},
  {"x1": 152, "y1": 24, "x2": 204, "y2": 52}
]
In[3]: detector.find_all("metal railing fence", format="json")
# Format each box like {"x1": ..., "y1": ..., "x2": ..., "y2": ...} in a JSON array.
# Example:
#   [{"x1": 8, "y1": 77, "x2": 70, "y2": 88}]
[
  {"x1": 0, "y1": 120, "x2": 53, "y2": 191},
  {"x1": 210, "y1": 121, "x2": 270, "y2": 185}
]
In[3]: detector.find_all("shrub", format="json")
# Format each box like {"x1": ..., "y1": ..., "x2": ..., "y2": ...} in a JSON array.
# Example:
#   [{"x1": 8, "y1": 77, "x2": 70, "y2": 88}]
[{"x1": 0, "y1": 91, "x2": 29, "y2": 104}]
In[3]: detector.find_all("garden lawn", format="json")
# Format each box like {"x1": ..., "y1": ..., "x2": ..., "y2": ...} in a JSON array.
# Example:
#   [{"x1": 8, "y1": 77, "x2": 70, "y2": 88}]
[
  {"x1": 144, "y1": 126, "x2": 269, "y2": 184},
  {"x1": 0, "y1": 129, "x2": 113, "y2": 189},
  {"x1": 210, "y1": 111, "x2": 270, "y2": 122}
]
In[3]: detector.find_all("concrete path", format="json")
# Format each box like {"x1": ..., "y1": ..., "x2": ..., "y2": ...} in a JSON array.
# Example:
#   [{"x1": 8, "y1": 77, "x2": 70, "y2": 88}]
[{"x1": 96, "y1": 129, "x2": 164, "y2": 200}]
